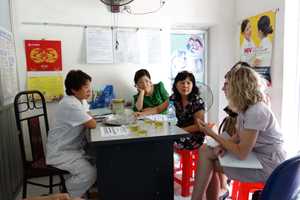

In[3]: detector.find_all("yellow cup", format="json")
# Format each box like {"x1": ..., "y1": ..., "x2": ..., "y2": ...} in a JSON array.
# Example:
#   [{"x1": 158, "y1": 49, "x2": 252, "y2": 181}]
[
  {"x1": 137, "y1": 129, "x2": 147, "y2": 135},
  {"x1": 144, "y1": 119, "x2": 153, "y2": 125},
  {"x1": 154, "y1": 120, "x2": 164, "y2": 128},
  {"x1": 128, "y1": 124, "x2": 139, "y2": 132}
]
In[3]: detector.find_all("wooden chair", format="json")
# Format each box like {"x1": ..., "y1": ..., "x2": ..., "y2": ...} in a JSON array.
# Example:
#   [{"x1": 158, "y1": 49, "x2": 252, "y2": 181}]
[{"x1": 14, "y1": 90, "x2": 68, "y2": 198}]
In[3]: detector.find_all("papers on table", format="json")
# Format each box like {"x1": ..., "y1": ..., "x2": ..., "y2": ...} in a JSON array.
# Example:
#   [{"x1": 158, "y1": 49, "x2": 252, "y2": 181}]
[
  {"x1": 141, "y1": 114, "x2": 168, "y2": 121},
  {"x1": 206, "y1": 131, "x2": 263, "y2": 169},
  {"x1": 100, "y1": 126, "x2": 128, "y2": 137}
]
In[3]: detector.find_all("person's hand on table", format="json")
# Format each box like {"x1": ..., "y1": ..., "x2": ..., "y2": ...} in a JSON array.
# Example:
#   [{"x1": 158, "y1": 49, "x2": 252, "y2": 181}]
[{"x1": 133, "y1": 111, "x2": 144, "y2": 118}]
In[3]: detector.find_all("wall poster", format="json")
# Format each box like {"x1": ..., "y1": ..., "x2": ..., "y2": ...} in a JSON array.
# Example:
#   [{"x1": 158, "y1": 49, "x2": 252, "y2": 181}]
[
  {"x1": 170, "y1": 32, "x2": 206, "y2": 84},
  {"x1": 240, "y1": 11, "x2": 276, "y2": 86}
]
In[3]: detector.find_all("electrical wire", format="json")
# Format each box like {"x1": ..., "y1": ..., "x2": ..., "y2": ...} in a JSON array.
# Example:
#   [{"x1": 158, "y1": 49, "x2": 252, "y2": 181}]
[{"x1": 124, "y1": 0, "x2": 165, "y2": 15}]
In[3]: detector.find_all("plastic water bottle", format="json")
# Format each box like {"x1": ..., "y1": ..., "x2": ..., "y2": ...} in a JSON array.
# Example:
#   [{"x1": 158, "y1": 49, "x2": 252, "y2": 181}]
[{"x1": 167, "y1": 101, "x2": 177, "y2": 126}]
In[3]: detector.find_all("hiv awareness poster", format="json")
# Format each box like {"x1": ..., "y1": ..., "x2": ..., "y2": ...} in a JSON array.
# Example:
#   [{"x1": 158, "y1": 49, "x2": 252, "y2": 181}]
[
  {"x1": 25, "y1": 40, "x2": 62, "y2": 71},
  {"x1": 170, "y1": 33, "x2": 205, "y2": 83},
  {"x1": 239, "y1": 11, "x2": 275, "y2": 86}
]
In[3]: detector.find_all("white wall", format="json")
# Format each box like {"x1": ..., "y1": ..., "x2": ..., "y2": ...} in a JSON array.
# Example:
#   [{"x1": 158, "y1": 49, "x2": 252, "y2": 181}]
[
  {"x1": 11, "y1": 0, "x2": 236, "y2": 126},
  {"x1": 0, "y1": 0, "x2": 11, "y2": 31},
  {"x1": 207, "y1": 1, "x2": 236, "y2": 124},
  {"x1": 235, "y1": 0, "x2": 285, "y2": 124}
]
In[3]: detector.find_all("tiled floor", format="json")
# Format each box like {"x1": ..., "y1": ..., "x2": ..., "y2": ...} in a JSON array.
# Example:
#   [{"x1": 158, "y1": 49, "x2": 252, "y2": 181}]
[
  {"x1": 16, "y1": 177, "x2": 61, "y2": 200},
  {"x1": 16, "y1": 176, "x2": 192, "y2": 200}
]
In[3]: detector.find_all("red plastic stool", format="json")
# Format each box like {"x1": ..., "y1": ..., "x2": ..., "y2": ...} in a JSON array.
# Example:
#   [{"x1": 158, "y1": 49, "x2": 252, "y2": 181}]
[
  {"x1": 174, "y1": 148, "x2": 199, "y2": 197},
  {"x1": 231, "y1": 180, "x2": 264, "y2": 200},
  {"x1": 173, "y1": 123, "x2": 214, "y2": 197}
]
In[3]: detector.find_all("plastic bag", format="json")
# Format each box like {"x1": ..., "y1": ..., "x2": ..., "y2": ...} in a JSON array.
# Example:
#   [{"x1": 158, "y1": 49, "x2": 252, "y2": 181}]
[{"x1": 90, "y1": 85, "x2": 115, "y2": 109}]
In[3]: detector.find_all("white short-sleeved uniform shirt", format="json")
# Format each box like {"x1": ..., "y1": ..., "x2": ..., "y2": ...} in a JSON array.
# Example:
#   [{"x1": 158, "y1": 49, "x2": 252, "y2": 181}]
[
  {"x1": 240, "y1": 38, "x2": 256, "y2": 65},
  {"x1": 255, "y1": 37, "x2": 273, "y2": 67},
  {"x1": 46, "y1": 96, "x2": 92, "y2": 165}
]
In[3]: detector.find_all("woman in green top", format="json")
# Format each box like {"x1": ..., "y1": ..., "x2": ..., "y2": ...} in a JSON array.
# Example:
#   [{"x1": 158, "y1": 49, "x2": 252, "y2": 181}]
[{"x1": 133, "y1": 69, "x2": 169, "y2": 117}]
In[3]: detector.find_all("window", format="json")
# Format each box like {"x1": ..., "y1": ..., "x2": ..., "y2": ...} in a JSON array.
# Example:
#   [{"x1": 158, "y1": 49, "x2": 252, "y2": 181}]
[{"x1": 282, "y1": 0, "x2": 300, "y2": 156}]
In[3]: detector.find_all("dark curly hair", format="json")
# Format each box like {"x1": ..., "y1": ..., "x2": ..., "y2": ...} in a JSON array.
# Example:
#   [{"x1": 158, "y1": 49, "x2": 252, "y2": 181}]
[
  {"x1": 172, "y1": 71, "x2": 199, "y2": 101},
  {"x1": 65, "y1": 70, "x2": 91, "y2": 95}
]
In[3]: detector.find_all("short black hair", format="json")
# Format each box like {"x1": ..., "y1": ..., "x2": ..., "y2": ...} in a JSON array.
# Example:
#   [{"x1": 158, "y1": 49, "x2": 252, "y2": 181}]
[
  {"x1": 65, "y1": 70, "x2": 91, "y2": 95},
  {"x1": 172, "y1": 71, "x2": 199, "y2": 101},
  {"x1": 241, "y1": 19, "x2": 250, "y2": 33},
  {"x1": 257, "y1": 15, "x2": 273, "y2": 36},
  {"x1": 134, "y1": 69, "x2": 151, "y2": 84}
]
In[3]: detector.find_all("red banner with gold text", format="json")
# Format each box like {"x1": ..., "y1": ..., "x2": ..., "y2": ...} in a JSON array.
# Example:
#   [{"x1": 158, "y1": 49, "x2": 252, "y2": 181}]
[{"x1": 25, "y1": 40, "x2": 62, "y2": 71}]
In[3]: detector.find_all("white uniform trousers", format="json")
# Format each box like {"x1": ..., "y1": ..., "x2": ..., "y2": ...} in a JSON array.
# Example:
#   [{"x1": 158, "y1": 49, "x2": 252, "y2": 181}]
[{"x1": 56, "y1": 157, "x2": 97, "y2": 197}]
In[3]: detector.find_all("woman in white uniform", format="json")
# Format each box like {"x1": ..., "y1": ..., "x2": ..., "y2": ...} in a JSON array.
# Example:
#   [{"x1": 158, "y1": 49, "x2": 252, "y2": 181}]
[
  {"x1": 240, "y1": 19, "x2": 256, "y2": 66},
  {"x1": 191, "y1": 63, "x2": 286, "y2": 200},
  {"x1": 46, "y1": 70, "x2": 97, "y2": 198}
]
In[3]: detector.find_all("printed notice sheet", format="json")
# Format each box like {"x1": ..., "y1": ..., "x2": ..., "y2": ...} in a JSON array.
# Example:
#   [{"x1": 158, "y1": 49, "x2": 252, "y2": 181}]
[
  {"x1": 86, "y1": 28, "x2": 113, "y2": 64},
  {"x1": 0, "y1": 26, "x2": 18, "y2": 105},
  {"x1": 114, "y1": 30, "x2": 140, "y2": 64},
  {"x1": 139, "y1": 30, "x2": 162, "y2": 64}
]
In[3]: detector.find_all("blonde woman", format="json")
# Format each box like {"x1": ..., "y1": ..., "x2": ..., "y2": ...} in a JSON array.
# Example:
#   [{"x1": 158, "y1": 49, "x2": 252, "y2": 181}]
[{"x1": 191, "y1": 62, "x2": 286, "y2": 200}]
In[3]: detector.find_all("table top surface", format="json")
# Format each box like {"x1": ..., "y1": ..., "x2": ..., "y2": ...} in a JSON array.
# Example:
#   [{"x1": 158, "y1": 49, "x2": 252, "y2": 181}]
[{"x1": 89, "y1": 120, "x2": 189, "y2": 144}]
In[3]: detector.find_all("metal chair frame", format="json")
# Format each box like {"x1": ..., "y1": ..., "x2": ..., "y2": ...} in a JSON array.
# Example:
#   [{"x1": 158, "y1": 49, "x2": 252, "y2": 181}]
[{"x1": 14, "y1": 90, "x2": 68, "y2": 198}]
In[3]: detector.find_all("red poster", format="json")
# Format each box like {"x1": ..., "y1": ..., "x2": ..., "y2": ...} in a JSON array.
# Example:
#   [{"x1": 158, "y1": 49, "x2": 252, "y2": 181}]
[{"x1": 25, "y1": 40, "x2": 62, "y2": 71}]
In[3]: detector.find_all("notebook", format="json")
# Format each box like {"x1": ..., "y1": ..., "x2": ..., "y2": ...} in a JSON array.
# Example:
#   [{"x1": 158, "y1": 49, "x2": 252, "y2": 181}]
[
  {"x1": 206, "y1": 131, "x2": 263, "y2": 169},
  {"x1": 219, "y1": 152, "x2": 263, "y2": 169}
]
